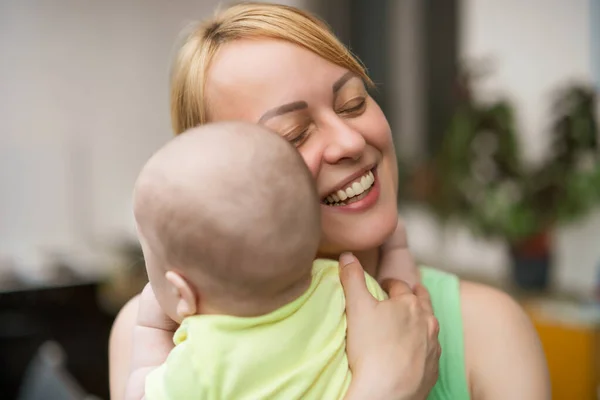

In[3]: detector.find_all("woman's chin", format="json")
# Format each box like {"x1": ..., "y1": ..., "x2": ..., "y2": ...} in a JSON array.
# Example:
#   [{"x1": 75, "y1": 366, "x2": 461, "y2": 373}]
[{"x1": 320, "y1": 206, "x2": 398, "y2": 254}]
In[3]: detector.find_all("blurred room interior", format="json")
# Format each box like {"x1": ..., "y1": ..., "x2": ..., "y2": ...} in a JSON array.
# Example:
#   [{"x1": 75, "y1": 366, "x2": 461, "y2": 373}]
[{"x1": 1, "y1": 0, "x2": 599, "y2": 399}]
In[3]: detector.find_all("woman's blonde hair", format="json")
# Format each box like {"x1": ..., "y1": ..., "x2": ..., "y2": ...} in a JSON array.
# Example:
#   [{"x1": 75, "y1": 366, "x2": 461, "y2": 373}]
[{"x1": 170, "y1": 2, "x2": 373, "y2": 135}]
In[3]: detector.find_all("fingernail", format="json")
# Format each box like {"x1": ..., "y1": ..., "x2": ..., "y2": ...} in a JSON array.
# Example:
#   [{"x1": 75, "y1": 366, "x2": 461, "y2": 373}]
[{"x1": 339, "y1": 252, "x2": 355, "y2": 267}]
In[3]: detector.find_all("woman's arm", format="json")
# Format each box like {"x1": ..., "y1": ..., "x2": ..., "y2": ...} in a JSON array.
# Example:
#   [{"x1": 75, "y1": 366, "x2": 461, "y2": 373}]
[{"x1": 462, "y1": 281, "x2": 551, "y2": 400}]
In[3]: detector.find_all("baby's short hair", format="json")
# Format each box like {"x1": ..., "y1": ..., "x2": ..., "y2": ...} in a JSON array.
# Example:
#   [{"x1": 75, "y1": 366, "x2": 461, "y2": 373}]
[{"x1": 133, "y1": 122, "x2": 321, "y2": 310}]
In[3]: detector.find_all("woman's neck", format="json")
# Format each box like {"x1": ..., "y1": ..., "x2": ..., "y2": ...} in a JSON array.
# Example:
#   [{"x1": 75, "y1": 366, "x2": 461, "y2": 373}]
[
  {"x1": 317, "y1": 247, "x2": 380, "y2": 277},
  {"x1": 353, "y1": 248, "x2": 380, "y2": 277}
]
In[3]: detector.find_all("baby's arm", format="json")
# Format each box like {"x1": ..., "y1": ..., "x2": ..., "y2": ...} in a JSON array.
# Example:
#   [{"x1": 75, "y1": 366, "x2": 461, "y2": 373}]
[
  {"x1": 124, "y1": 283, "x2": 178, "y2": 400},
  {"x1": 377, "y1": 217, "x2": 420, "y2": 288}
]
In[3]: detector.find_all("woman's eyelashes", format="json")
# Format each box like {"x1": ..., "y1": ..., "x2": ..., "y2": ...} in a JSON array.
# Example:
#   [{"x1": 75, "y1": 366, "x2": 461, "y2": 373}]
[
  {"x1": 285, "y1": 126, "x2": 311, "y2": 147},
  {"x1": 337, "y1": 96, "x2": 367, "y2": 116},
  {"x1": 278, "y1": 96, "x2": 368, "y2": 147}
]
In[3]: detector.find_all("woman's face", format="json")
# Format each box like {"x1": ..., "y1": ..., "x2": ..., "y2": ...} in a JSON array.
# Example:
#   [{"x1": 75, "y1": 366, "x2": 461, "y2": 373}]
[{"x1": 205, "y1": 39, "x2": 398, "y2": 256}]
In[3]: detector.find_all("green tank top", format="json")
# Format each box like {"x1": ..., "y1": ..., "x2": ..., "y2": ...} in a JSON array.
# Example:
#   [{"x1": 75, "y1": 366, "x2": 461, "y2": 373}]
[{"x1": 420, "y1": 267, "x2": 470, "y2": 400}]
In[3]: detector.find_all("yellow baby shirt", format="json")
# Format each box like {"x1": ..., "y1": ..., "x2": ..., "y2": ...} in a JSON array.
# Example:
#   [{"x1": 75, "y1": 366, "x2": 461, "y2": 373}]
[{"x1": 145, "y1": 258, "x2": 387, "y2": 400}]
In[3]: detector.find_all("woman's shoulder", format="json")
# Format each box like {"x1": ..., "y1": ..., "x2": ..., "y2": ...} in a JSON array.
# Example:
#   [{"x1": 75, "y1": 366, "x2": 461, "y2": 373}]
[
  {"x1": 420, "y1": 268, "x2": 549, "y2": 398},
  {"x1": 458, "y1": 280, "x2": 550, "y2": 398},
  {"x1": 418, "y1": 266, "x2": 529, "y2": 325}
]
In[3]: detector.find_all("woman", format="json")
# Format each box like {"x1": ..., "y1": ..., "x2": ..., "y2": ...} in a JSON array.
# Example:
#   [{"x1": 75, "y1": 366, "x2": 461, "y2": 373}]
[{"x1": 110, "y1": 3, "x2": 550, "y2": 399}]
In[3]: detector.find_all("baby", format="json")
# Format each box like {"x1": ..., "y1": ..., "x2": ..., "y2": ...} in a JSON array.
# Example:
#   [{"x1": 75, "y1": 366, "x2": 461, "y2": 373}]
[{"x1": 131, "y1": 121, "x2": 411, "y2": 399}]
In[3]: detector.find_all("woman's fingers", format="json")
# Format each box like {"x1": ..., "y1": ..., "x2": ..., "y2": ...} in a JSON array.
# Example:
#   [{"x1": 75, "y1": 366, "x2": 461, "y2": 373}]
[
  {"x1": 344, "y1": 271, "x2": 442, "y2": 399},
  {"x1": 413, "y1": 283, "x2": 434, "y2": 314},
  {"x1": 429, "y1": 315, "x2": 441, "y2": 341},
  {"x1": 339, "y1": 252, "x2": 376, "y2": 312},
  {"x1": 411, "y1": 283, "x2": 439, "y2": 342}
]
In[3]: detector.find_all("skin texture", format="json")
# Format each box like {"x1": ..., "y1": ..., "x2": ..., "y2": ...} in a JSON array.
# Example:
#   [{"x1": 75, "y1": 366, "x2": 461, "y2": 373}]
[{"x1": 110, "y1": 38, "x2": 550, "y2": 400}]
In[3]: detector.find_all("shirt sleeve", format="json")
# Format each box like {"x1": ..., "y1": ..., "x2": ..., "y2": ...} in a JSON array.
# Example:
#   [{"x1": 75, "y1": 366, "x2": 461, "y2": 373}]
[{"x1": 145, "y1": 325, "x2": 209, "y2": 400}]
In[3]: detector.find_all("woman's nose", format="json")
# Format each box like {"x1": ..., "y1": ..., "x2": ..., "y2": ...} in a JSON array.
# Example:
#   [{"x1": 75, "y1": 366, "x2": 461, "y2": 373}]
[{"x1": 322, "y1": 119, "x2": 366, "y2": 164}]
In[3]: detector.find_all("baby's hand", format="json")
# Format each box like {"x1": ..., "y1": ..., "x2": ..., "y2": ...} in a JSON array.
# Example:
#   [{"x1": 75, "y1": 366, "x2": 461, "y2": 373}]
[
  {"x1": 124, "y1": 283, "x2": 178, "y2": 400},
  {"x1": 377, "y1": 217, "x2": 420, "y2": 288}
]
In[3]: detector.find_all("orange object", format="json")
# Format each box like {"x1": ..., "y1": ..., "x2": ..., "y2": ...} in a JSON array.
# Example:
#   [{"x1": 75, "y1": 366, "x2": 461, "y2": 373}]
[{"x1": 524, "y1": 300, "x2": 600, "y2": 400}]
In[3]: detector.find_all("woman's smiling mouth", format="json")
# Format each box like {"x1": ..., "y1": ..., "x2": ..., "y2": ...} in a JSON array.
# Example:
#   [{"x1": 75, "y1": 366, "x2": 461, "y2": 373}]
[{"x1": 322, "y1": 169, "x2": 375, "y2": 206}]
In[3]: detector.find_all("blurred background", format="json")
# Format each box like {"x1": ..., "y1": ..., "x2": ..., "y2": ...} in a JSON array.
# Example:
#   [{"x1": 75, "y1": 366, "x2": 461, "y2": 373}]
[{"x1": 1, "y1": 0, "x2": 599, "y2": 399}]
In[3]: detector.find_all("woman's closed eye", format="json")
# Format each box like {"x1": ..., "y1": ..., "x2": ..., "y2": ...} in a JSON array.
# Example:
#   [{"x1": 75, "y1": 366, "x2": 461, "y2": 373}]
[
  {"x1": 284, "y1": 126, "x2": 311, "y2": 147},
  {"x1": 337, "y1": 97, "x2": 367, "y2": 116}
]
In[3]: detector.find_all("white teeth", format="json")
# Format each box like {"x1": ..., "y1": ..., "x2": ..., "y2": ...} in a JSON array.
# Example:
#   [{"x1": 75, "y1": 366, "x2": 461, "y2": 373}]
[
  {"x1": 324, "y1": 170, "x2": 376, "y2": 205},
  {"x1": 352, "y1": 182, "x2": 364, "y2": 195}
]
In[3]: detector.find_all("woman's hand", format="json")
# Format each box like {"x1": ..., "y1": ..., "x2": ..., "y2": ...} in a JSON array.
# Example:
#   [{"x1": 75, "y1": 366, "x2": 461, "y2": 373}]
[{"x1": 340, "y1": 253, "x2": 440, "y2": 400}]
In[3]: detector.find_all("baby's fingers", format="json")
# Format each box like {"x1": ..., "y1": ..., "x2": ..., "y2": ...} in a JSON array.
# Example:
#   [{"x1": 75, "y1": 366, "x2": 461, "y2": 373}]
[{"x1": 381, "y1": 278, "x2": 413, "y2": 299}]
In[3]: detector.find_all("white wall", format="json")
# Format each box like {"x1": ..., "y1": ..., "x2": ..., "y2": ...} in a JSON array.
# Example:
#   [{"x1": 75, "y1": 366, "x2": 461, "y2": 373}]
[
  {"x1": 460, "y1": 0, "x2": 592, "y2": 166},
  {"x1": 403, "y1": 0, "x2": 599, "y2": 294},
  {"x1": 460, "y1": 0, "x2": 600, "y2": 293},
  {"x1": 0, "y1": 0, "x2": 305, "y2": 263}
]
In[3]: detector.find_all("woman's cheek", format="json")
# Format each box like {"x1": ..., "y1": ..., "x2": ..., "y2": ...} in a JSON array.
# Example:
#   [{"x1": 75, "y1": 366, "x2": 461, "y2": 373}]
[
  {"x1": 297, "y1": 142, "x2": 323, "y2": 179},
  {"x1": 361, "y1": 104, "x2": 394, "y2": 148},
  {"x1": 389, "y1": 146, "x2": 399, "y2": 192}
]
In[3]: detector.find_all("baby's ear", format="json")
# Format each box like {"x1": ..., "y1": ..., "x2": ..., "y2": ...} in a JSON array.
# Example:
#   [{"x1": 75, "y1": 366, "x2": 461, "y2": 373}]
[{"x1": 165, "y1": 271, "x2": 198, "y2": 319}]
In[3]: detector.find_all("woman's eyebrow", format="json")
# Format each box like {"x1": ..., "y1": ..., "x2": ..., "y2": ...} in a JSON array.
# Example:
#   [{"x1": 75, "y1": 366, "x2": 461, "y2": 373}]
[
  {"x1": 258, "y1": 101, "x2": 308, "y2": 123},
  {"x1": 332, "y1": 71, "x2": 357, "y2": 94},
  {"x1": 258, "y1": 72, "x2": 358, "y2": 123}
]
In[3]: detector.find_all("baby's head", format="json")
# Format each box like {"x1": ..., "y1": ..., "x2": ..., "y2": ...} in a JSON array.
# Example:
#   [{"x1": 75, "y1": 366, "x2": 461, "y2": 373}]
[{"x1": 133, "y1": 122, "x2": 320, "y2": 321}]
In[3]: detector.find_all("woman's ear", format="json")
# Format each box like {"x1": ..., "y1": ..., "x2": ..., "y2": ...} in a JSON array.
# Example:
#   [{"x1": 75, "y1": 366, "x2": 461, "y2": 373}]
[{"x1": 165, "y1": 271, "x2": 198, "y2": 319}]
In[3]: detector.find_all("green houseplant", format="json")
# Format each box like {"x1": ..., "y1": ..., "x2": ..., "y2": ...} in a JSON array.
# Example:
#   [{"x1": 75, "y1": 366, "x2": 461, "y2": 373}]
[{"x1": 415, "y1": 65, "x2": 600, "y2": 290}]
